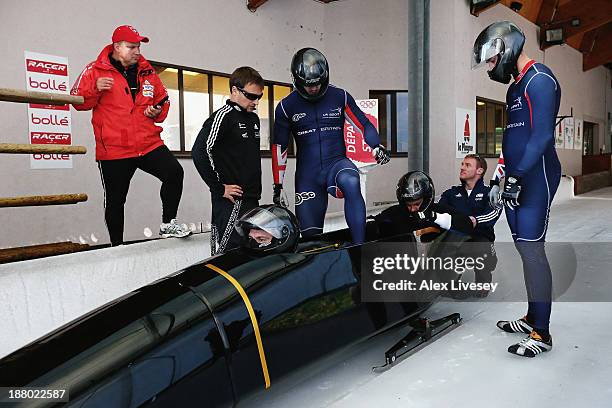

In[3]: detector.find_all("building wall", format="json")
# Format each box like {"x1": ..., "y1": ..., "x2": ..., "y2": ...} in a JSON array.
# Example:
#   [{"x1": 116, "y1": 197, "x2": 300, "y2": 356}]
[
  {"x1": 0, "y1": 0, "x2": 408, "y2": 248},
  {"x1": 429, "y1": 1, "x2": 610, "y2": 189}
]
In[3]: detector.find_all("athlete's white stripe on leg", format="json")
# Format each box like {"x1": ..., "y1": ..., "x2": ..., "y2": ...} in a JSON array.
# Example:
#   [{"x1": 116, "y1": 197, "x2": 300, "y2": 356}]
[
  {"x1": 97, "y1": 162, "x2": 110, "y2": 238},
  {"x1": 206, "y1": 105, "x2": 232, "y2": 180},
  {"x1": 218, "y1": 199, "x2": 242, "y2": 253}
]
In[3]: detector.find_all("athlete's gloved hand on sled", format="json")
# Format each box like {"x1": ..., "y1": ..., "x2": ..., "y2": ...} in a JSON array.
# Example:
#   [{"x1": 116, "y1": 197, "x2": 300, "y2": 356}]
[
  {"x1": 501, "y1": 175, "x2": 522, "y2": 208},
  {"x1": 273, "y1": 183, "x2": 289, "y2": 208},
  {"x1": 373, "y1": 144, "x2": 391, "y2": 165}
]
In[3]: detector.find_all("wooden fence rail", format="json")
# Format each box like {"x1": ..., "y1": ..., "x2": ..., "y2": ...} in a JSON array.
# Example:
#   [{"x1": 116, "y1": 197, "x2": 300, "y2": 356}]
[
  {"x1": 0, "y1": 143, "x2": 87, "y2": 155},
  {"x1": 0, "y1": 242, "x2": 90, "y2": 264},
  {"x1": 0, "y1": 193, "x2": 88, "y2": 208},
  {"x1": 0, "y1": 88, "x2": 83, "y2": 105}
]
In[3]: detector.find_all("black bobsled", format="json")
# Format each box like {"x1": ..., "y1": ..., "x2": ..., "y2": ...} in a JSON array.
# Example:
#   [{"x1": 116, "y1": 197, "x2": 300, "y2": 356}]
[{"x1": 0, "y1": 224, "x2": 446, "y2": 407}]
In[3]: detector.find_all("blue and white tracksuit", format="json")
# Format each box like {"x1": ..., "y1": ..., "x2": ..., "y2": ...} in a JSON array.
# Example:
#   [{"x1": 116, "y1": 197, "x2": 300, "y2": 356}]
[
  {"x1": 272, "y1": 86, "x2": 381, "y2": 243},
  {"x1": 492, "y1": 60, "x2": 562, "y2": 331}
]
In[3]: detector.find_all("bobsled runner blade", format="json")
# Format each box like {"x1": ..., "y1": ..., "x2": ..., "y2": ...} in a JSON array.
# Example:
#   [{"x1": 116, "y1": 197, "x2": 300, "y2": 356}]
[{"x1": 372, "y1": 313, "x2": 462, "y2": 373}]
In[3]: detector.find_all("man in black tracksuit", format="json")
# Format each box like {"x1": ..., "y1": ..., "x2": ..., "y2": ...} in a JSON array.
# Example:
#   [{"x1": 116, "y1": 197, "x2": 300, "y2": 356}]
[{"x1": 192, "y1": 67, "x2": 265, "y2": 254}]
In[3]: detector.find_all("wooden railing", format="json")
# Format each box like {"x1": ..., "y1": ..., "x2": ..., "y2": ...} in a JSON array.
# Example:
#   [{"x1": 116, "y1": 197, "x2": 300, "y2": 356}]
[
  {"x1": 0, "y1": 143, "x2": 86, "y2": 155},
  {"x1": 1, "y1": 87, "x2": 90, "y2": 260},
  {"x1": 0, "y1": 88, "x2": 83, "y2": 105},
  {"x1": 0, "y1": 194, "x2": 88, "y2": 208},
  {"x1": 0, "y1": 242, "x2": 90, "y2": 264}
]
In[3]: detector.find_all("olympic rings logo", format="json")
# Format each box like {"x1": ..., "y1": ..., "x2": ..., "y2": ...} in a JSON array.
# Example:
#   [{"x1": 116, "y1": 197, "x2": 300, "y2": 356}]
[
  {"x1": 295, "y1": 191, "x2": 316, "y2": 206},
  {"x1": 359, "y1": 100, "x2": 377, "y2": 109}
]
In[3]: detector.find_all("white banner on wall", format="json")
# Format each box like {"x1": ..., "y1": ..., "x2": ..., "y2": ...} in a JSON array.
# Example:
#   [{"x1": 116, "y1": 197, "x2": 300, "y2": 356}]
[
  {"x1": 343, "y1": 99, "x2": 380, "y2": 204},
  {"x1": 563, "y1": 117, "x2": 574, "y2": 150},
  {"x1": 24, "y1": 51, "x2": 73, "y2": 169},
  {"x1": 555, "y1": 118, "x2": 565, "y2": 148},
  {"x1": 574, "y1": 118, "x2": 583, "y2": 151},
  {"x1": 455, "y1": 108, "x2": 476, "y2": 158},
  {"x1": 344, "y1": 99, "x2": 379, "y2": 168}
]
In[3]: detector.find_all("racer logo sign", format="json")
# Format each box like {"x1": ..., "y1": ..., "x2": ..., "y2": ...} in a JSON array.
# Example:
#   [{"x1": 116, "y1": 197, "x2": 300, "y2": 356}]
[
  {"x1": 31, "y1": 132, "x2": 71, "y2": 145},
  {"x1": 295, "y1": 191, "x2": 315, "y2": 206},
  {"x1": 25, "y1": 51, "x2": 73, "y2": 169},
  {"x1": 26, "y1": 59, "x2": 67, "y2": 75}
]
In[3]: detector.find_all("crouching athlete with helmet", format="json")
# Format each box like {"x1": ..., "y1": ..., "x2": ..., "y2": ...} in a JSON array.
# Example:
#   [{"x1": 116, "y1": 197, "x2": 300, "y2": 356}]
[
  {"x1": 374, "y1": 171, "x2": 500, "y2": 298},
  {"x1": 374, "y1": 171, "x2": 479, "y2": 239},
  {"x1": 271, "y1": 48, "x2": 390, "y2": 245}
]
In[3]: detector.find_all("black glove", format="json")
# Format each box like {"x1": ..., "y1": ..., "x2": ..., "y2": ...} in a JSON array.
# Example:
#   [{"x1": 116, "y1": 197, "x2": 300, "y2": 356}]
[
  {"x1": 273, "y1": 184, "x2": 288, "y2": 207},
  {"x1": 501, "y1": 175, "x2": 521, "y2": 208},
  {"x1": 373, "y1": 144, "x2": 390, "y2": 165}
]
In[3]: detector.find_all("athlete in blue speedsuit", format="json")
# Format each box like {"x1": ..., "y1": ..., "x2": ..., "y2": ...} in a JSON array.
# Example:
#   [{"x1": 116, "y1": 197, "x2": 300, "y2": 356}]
[
  {"x1": 271, "y1": 48, "x2": 390, "y2": 244},
  {"x1": 473, "y1": 21, "x2": 562, "y2": 357}
]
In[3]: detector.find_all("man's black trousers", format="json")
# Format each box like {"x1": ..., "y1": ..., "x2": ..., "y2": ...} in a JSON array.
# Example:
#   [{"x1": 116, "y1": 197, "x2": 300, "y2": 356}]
[
  {"x1": 98, "y1": 145, "x2": 184, "y2": 246},
  {"x1": 210, "y1": 196, "x2": 259, "y2": 255}
]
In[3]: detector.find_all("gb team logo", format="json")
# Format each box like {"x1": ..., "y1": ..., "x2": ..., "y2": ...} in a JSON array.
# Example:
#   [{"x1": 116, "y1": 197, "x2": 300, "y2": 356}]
[
  {"x1": 510, "y1": 96, "x2": 522, "y2": 112},
  {"x1": 323, "y1": 107, "x2": 342, "y2": 118}
]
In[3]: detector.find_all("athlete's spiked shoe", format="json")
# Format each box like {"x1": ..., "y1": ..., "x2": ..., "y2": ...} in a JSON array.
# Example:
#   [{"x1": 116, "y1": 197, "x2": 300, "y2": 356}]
[
  {"x1": 496, "y1": 317, "x2": 533, "y2": 334},
  {"x1": 508, "y1": 331, "x2": 552, "y2": 357}
]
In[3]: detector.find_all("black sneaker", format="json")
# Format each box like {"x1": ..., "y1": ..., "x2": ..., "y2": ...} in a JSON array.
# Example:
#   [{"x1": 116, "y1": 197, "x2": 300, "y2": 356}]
[
  {"x1": 508, "y1": 331, "x2": 552, "y2": 358},
  {"x1": 496, "y1": 317, "x2": 533, "y2": 334}
]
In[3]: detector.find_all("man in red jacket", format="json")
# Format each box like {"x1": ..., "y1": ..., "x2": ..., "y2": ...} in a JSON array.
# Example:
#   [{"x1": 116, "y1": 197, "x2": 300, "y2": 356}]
[{"x1": 71, "y1": 25, "x2": 191, "y2": 246}]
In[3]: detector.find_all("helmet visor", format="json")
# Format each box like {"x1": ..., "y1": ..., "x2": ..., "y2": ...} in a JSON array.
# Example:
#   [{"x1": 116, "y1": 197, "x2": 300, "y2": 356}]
[
  {"x1": 235, "y1": 207, "x2": 285, "y2": 239},
  {"x1": 472, "y1": 37, "x2": 504, "y2": 70}
]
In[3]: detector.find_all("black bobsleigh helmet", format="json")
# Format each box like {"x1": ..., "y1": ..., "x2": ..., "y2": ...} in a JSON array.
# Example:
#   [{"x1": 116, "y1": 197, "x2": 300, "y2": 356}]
[
  {"x1": 472, "y1": 21, "x2": 525, "y2": 84},
  {"x1": 235, "y1": 204, "x2": 300, "y2": 254},
  {"x1": 291, "y1": 47, "x2": 329, "y2": 102},
  {"x1": 396, "y1": 171, "x2": 435, "y2": 212}
]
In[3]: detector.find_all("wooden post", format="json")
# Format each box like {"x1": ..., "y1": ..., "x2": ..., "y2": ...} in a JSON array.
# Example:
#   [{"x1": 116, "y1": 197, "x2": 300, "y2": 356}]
[
  {"x1": 0, "y1": 143, "x2": 87, "y2": 155},
  {"x1": 0, "y1": 242, "x2": 90, "y2": 264},
  {"x1": 0, "y1": 193, "x2": 88, "y2": 208},
  {"x1": 0, "y1": 88, "x2": 84, "y2": 105}
]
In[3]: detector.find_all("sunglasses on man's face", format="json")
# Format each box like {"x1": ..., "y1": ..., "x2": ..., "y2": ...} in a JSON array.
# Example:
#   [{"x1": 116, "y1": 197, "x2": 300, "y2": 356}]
[{"x1": 237, "y1": 87, "x2": 264, "y2": 101}]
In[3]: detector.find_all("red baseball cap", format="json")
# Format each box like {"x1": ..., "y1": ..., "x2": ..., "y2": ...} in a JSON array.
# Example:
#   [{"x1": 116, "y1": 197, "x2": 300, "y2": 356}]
[{"x1": 111, "y1": 25, "x2": 149, "y2": 43}]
